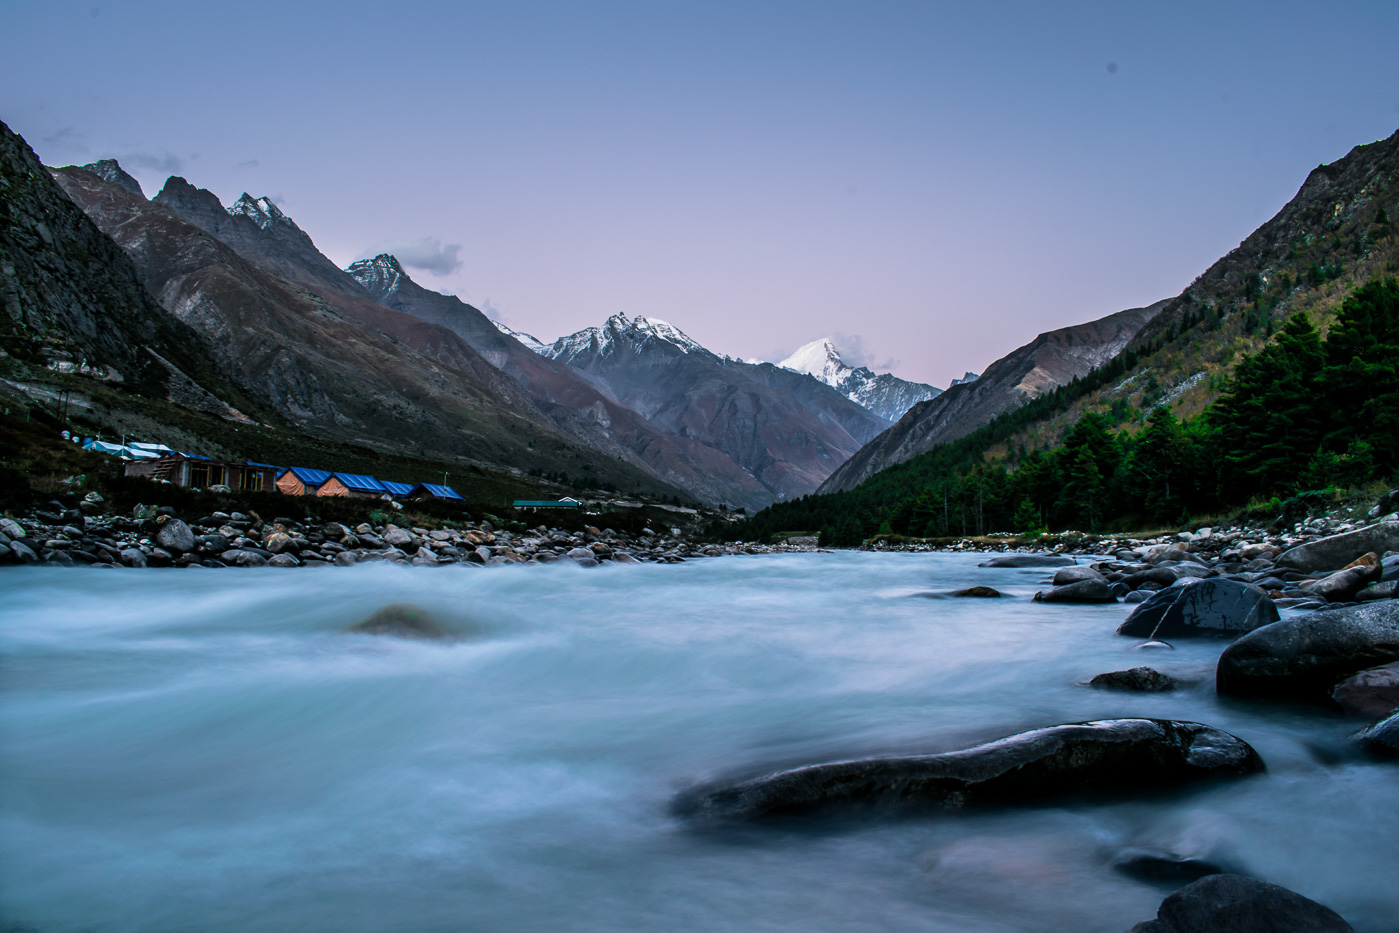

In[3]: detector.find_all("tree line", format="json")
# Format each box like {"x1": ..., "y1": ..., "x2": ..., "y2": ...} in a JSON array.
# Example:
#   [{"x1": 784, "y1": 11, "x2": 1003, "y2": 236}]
[{"x1": 734, "y1": 278, "x2": 1399, "y2": 546}]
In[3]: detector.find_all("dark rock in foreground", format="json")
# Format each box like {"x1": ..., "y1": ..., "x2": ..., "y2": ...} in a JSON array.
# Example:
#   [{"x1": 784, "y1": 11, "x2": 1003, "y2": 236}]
[
  {"x1": 1089, "y1": 667, "x2": 1176, "y2": 692},
  {"x1": 1217, "y1": 600, "x2": 1399, "y2": 701},
  {"x1": 1117, "y1": 578, "x2": 1278, "y2": 640},
  {"x1": 678, "y1": 719, "x2": 1262, "y2": 821},
  {"x1": 1127, "y1": 873, "x2": 1355, "y2": 932},
  {"x1": 1034, "y1": 579, "x2": 1116, "y2": 603},
  {"x1": 1276, "y1": 525, "x2": 1399, "y2": 574},
  {"x1": 1331, "y1": 662, "x2": 1399, "y2": 719},
  {"x1": 951, "y1": 586, "x2": 1001, "y2": 598},
  {"x1": 1354, "y1": 711, "x2": 1399, "y2": 758},
  {"x1": 978, "y1": 553, "x2": 1075, "y2": 568},
  {"x1": 348, "y1": 604, "x2": 449, "y2": 640},
  {"x1": 1111, "y1": 849, "x2": 1226, "y2": 885}
]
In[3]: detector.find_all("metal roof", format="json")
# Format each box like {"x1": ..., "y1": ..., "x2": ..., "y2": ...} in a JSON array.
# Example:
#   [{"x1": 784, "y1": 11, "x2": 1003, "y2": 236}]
[
  {"x1": 418, "y1": 483, "x2": 464, "y2": 500},
  {"x1": 380, "y1": 480, "x2": 415, "y2": 497},
  {"x1": 334, "y1": 473, "x2": 386, "y2": 493},
  {"x1": 246, "y1": 461, "x2": 286, "y2": 473},
  {"x1": 512, "y1": 499, "x2": 580, "y2": 508},
  {"x1": 285, "y1": 466, "x2": 333, "y2": 486}
]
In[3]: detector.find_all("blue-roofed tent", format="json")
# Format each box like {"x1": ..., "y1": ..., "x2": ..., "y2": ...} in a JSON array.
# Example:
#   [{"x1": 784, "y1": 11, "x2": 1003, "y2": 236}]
[
  {"x1": 247, "y1": 461, "x2": 287, "y2": 474},
  {"x1": 333, "y1": 473, "x2": 387, "y2": 497},
  {"x1": 413, "y1": 483, "x2": 464, "y2": 501},
  {"x1": 380, "y1": 480, "x2": 415, "y2": 498},
  {"x1": 276, "y1": 466, "x2": 334, "y2": 495}
]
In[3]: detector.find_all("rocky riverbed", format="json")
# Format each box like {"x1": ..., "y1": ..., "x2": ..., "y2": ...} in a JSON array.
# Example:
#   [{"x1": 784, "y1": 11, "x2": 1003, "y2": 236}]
[{"x1": 0, "y1": 496, "x2": 811, "y2": 569}]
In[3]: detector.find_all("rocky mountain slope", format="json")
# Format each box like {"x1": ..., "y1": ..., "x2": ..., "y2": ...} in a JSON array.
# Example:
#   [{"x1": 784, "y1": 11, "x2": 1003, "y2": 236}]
[
  {"x1": 818, "y1": 301, "x2": 1168, "y2": 493},
  {"x1": 0, "y1": 121, "x2": 253, "y2": 414},
  {"x1": 47, "y1": 162, "x2": 683, "y2": 496},
  {"x1": 348, "y1": 254, "x2": 771, "y2": 510},
  {"x1": 545, "y1": 314, "x2": 889, "y2": 502},
  {"x1": 778, "y1": 337, "x2": 941, "y2": 422}
]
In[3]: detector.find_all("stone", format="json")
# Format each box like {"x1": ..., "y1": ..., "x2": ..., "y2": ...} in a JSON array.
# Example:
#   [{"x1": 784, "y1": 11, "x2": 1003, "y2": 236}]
[
  {"x1": 333, "y1": 551, "x2": 358, "y2": 567},
  {"x1": 1088, "y1": 667, "x2": 1176, "y2": 692},
  {"x1": 1124, "y1": 590, "x2": 1151, "y2": 604},
  {"x1": 1217, "y1": 600, "x2": 1399, "y2": 700},
  {"x1": 221, "y1": 549, "x2": 268, "y2": 568},
  {"x1": 0, "y1": 517, "x2": 26, "y2": 539},
  {"x1": 267, "y1": 553, "x2": 300, "y2": 568},
  {"x1": 1145, "y1": 546, "x2": 1194, "y2": 565},
  {"x1": 348, "y1": 604, "x2": 448, "y2": 640},
  {"x1": 567, "y1": 547, "x2": 597, "y2": 563},
  {"x1": 951, "y1": 586, "x2": 1001, "y2": 598},
  {"x1": 1127, "y1": 874, "x2": 1355, "y2": 933},
  {"x1": 1332, "y1": 662, "x2": 1399, "y2": 718},
  {"x1": 1356, "y1": 581, "x2": 1397, "y2": 601},
  {"x1": 1353, "y1": 710, "x2": 1399, "y2": 757},
  {"x1": 1304, "y1": 557, "x2": 1382, "y2": 602},
  {"x1": 977, "y1": 553, "x2": 1075, "y2": 568},
  {"x1": 155, "y1": 519, "x2": 195, "y2": 554},
  {"x1": 1111, "y1": 849, "x2": 1226, "y2": 885},
  {"x1": 1277, "y1": 525, "x2": 1399, "y2": 574},
  {"x1": 382, "y1": 526, "x2": 416, "y2": 549},
  {"x1": 119, "y1": 548, "x2": 147, "y2": 568},
  {"x1": 1052, "y1": 565, "x2": 1107, "y2": 586},
  {"x1": 263, "y1": 532, "x2": 296, "y2": 554},
  {"x1": 9, "y1": 540, "x2": 39, "y2": 563},
  {"x1": 676, "y1": 719, "x2": 1262, "y2": 821},
  {"x1": 1033, "y1": 579, "x2": 1116, "y2": 603},
  {"x1": 1117, "y1": 579, "x2": 1279, "y2": 639},
  {"x1": 1121, "y1": 567, "x2": 1183, "y2": 589}
]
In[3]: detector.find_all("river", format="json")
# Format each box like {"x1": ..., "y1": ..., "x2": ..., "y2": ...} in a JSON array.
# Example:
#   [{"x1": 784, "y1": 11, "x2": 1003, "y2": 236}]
[{"x1": 1, "y1": 552, "x2": 1395, "y2": 932}]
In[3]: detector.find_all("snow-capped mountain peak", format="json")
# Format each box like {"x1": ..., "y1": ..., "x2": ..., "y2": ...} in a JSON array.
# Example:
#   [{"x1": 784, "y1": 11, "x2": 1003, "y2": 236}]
[
  {"x1": 545, "y1": 313, "x2": 713, "y2": 363},
  {"x1": 345, "y1": 254, "x2": 407, "y2": 299},
  {"x1": 491, "y1": 319, "x2": 546, "y2": 352},
  {"x1": 626, "y1": 315, "x2": 706, "y2": 354},
  {"x1": 778, "y1": 336, "x2": 941, "y2": 423},
  {"x1": 228, "y1": 193, "x2": 297, "y2": 231},
  {"x1": 951, "y1": 371, "x2": 980, "y2": 386}
]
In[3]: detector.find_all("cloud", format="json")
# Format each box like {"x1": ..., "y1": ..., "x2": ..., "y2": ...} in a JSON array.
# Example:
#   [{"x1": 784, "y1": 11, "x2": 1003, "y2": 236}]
[
  {"x1": 362, "y1": 236, "x2": 463, "y2": 276},
  {"x1": 234, "y1": 158, "x2": 259, "y2": 170},
  {"x1": 119, "y1": 151, "x2": 188, "y2": 175},
  {"x1": 829, "y1": 332, "x2": 901, "y2": 373},
  {"x1": 41, "y1": 127, "x2": 88, "y2": 154}
]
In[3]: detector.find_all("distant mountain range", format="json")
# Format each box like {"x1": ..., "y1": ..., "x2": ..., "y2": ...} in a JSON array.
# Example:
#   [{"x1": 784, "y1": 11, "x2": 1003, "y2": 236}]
[{"x1": 777, "y1": 337, "x2": 944, "y2": 422}]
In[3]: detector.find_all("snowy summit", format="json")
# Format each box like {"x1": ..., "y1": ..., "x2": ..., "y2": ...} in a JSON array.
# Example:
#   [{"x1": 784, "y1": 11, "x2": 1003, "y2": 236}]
[{"x1": 779, "y1": 337, "x2": 941, "y2": 423}]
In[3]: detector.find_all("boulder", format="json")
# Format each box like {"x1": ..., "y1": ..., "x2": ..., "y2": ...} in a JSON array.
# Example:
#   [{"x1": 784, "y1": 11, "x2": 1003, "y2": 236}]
[
  {"x1": 348, "y1": 604, "x2": 448, "y2": 640},
  {"x1": 1276, "y1": 525, "x2": 1399, "y2": 574},
  {"x1": 951, "y1": 586, "x2": 1001, "y2": 598},
  {"x1": 1353, "y1": 710, "x2": 1399, "y2": 757},
  {"x1": 1121, "y1": 567, "x2": 1183, "y2": 590},
  {"x1": 1216, "y1": 600, "x2": 1399, "y2": 700},
  {"x1": 267, "y1": 553, "x2": 300, "y2": 568},
  {"x1": 677, "y1": 719, "x2": 1262, "y2": 821},
  {"x1": 1117, "y1": 579, "x2": 1279, "y2": 639},
  {"x1": 155, "y1": 519, "x2": 195, "y2": 554},
  {"x1": 1356, "y1": 582, "x2": 1397, "y2": 601},
  {"x1": 1033, "y1": 580, "x2": 1116, "y2": 603},
  {"x1": 1145, "y1": 546, "x2": 1195, "y2": 565},
  {"x1": 1127, "y1": 874, "x2": 1355, "y2": 933},
  {"x1": 333, "y1": 551, "x2": 358, "y2": 567},
  {"x1": 382, "y1": 526, "x2": 417, "y2": 549},
  {"x1": 119, "y1": 547, "x2": 147, "y2": 568},
  {"x1": 221, "y1": 549, "x2": 268, "y2": 568},
  {"x1": 1052, "y1": 565, "x2": 1107, "y2": 586},
  {"x1": 1304, "y1": 557, "x2": 1382, "y2": 603},
  {"x1": 1111, "y1": 849, "x2": 1226, "y2": 885},
  {"x1": 567, "y1": 547, "x2": 598, "y2": 566},
  {"x1": 1332, "y1": 662, "x2": 1399, "y2": 718},
  {"x1": 1088, "y1": 667, "x2": 1176, "y2": 692},
  {"x1": 978, "y1": 553, "x2": 1075, "y2": 568},
  {"x1": 0, "y1": 517, "x2": 25, "y2": 540},
  {"x1": 9, "y1": 540, "x2": 39, "y2": 563}
]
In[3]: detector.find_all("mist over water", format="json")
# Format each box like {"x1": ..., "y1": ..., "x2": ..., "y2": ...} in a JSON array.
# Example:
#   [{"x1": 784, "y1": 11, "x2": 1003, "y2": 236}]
[{"x1": 2, "y1": 553, "x2": 1396, "y2": 932}]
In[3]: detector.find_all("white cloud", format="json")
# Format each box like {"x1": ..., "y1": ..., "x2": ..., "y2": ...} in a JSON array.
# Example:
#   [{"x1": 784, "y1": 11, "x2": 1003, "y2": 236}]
[
  {"x1": 830, "y1": 332, "x2": 900, "y2": 373},
  {"x1": 361, "y1": 236, "x2": 463, "y2": 276}
]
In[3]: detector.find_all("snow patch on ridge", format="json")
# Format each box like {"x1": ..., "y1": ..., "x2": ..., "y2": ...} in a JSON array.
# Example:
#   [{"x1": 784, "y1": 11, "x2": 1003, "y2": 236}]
[
  {"x1": 492, "y1": 320, "x2": 546, "y2": 352},
  {"x1": 779, "y1": 337, "x2": 942, "y2": 422}
]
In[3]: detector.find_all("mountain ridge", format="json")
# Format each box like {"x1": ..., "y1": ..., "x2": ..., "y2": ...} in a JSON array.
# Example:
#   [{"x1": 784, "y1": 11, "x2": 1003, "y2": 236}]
[{"x1": 778, "y1": 337, "x2": 942, "y2": 422}]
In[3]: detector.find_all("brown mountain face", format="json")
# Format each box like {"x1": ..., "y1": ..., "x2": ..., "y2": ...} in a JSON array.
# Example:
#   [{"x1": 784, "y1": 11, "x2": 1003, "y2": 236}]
[
  {"x1": 47, "y1": 165, "x2": 685, "y2": 496},
  {"x1": 347, "y1": 255, "x2": 772, "y2": 510},
  {"x1": 817, "y1": 301, "x2": 1166, "y2": 493},
  {"x1": 546, "y1": 314, "x2": 890, "y2": 504},
  {"x1": 0, "y1": 121, "x2": 254, "y2": 416}
]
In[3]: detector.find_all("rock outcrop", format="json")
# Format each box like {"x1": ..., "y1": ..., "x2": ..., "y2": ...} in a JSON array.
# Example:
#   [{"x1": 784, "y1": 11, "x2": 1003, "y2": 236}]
[
  {"x1": 1127, "y1": 874, "x2": 1355, "y2": 933},
  {"x1": 1117, "y1": 579, "x2": 1279, "y2": 639}
]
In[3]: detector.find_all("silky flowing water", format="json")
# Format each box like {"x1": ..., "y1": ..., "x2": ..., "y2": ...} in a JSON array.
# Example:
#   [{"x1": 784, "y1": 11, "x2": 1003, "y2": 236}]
[{"x1": 1, "y1": 552, "x2": 1395, "y2": 932}]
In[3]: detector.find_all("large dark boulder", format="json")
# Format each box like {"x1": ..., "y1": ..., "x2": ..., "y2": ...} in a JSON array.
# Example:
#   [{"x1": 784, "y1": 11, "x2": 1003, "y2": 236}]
[
  {"x1": 1353, "y1": 711, "x2": 1399, "y2": 757},
  {"x1": 1216, "y1": 600, "x2": 1399, "y2": 700},
  {"x1": 1276, "y1": 524, "x2": 1399, "y2": 574},
  {"x1": 1117, "y1": 579, "x2": 1279, "y2": 639},
  {"x1": 1052, "y1": 565, "x2": 1107, "y2": 586},
  {"x1": 1112, "y1": 849, "x2": 1226, "y2": 885},
  {"x1": 155, "y1": 518, "x2": 195, "y2": 554},
  {"x1": 950, "y1": 586, "x2": 1001, "y2": 598},
  {"x1": 1089, "y1": 667, "x2": 1176, "y2": 692},
  {"x1": 1034, "y1": 579, "x2": 1117, "y2": 603},
  {"x1": 978, "y1": 553, "x2": 1075, "y2": 568},
  {"x1": 348, "y1": 603, "x2": 448, "y2": 640},
  {"x1": 677, "y1": 719, "x2": 1262, "y2": 821},
  {"x1": 1127, "y1": 873, "x2": 1354, "y2": 932}
]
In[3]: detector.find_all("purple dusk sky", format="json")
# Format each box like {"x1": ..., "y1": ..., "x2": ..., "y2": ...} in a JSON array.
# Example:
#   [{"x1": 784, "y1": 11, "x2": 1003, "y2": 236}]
[{"x1": 4, "y1": 1, "x2": 1398, "y2": 387}]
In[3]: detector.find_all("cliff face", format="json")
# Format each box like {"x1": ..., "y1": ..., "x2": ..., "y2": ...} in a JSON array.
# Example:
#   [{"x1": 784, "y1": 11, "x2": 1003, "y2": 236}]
[
  {"x1": 0, "y1": 120, "x2": 249, "y2": 414},
  {"x1": 818, "y1": 301, "x2": 1167, "y2": 493}
]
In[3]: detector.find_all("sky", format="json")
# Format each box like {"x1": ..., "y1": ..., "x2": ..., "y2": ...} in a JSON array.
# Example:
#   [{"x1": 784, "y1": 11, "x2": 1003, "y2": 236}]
[{"x1": 4, "y1": 1, "x2": 1398, "y2": 387}]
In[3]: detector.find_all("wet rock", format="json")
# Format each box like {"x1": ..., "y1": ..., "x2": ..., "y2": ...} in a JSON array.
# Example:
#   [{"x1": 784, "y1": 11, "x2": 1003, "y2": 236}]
[
  {"x1": 1353, "y1": 710, "x2": 1399, "y2": 757},
  {"x1": 348, "y1": 604, "x2": 448, "y2": 640},
  {"x1": 267, "y1": 553, "x2": 300, "y2": 568},
  {"x1": 1331, "y1": 662, "x2": 1399, "y2": 719},
  {"x1": 1356, "y1": 581, "x2": 1397, "y2": 601},
  {"x1": 333, "y1": 551, "x2": 358, "y2": 567},
  {"x1": 1217, "y1": 600, "x2": 1399, "y2": 701},
  {"x1": 155, "y1": 519, "x2": 195, "y2": 554},
  {"x1": 567, "y1": 547, "x2": 598, "y2": 566},
  {"x1": 383, "y1": 527, "x2": 416, "y2": 549},
  {"x1": 978, "y1": 553, "x2": 1075, "y2": 568},
  {"x1": 9, "y1": 540, "x2": 39, "y2": 563},
  {"x1": 951, "y1": 586, "x2": 1001, "y2": 598},
  {"x1": 1111, "y1": 849, "x2": 1226, "y2": 885},
  {"x1": 1089, "y1": 667, "x2": 1176, "y2": 692},
  {"x1": 1126, "y1": 873, "x2": 1355, "y2": 933},
  {"x1": 1121, "y1": 567, "x2": 1187, "y2": 590},
  {"x1": 1124, "y1": 590, "x2": 1151, "y2": 604},
  {"x1": 677, "y1": 719, "x2": 1262, "y2": 821},
  {"x1": 118, "y1": 547, "x2": 146, "y2": 568},
  {"x1": 1277, "y1": 525, "x2": 1399, "y2": 574},
  {"x1": 1052, "y1": 565, "x2": 1106, "y2": 586},
  {"x1": 221, "y1": 549, "x2": 268, "y2": 568},
  {"x1": 0, "y1": 517, "x2": 26, "y2": 540},
  {"x1": 1117, "y1": 579, "x2": 1279, "y2": 639},
  {"x1": 1304, "y1": 557, "x2": 1382, "y2": 603},
  {"x1": 1033, "y1": 579, "x2": 1116, "y2": 603},
  {"x1": 264, "y1": 532, "x2": 297, "y2": 554}
]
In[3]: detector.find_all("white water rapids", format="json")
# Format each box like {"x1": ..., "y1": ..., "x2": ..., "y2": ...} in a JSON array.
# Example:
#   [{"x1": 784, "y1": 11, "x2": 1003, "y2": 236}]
[{"x1": 1, "y1": 552, "x2": 1396, "y2": 932}]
